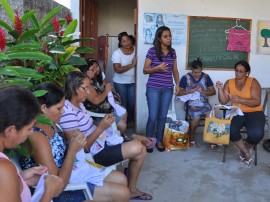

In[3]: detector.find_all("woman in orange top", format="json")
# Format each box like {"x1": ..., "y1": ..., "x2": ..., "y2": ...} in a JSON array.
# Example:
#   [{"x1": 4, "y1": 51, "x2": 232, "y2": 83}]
[{"x1": 216, "y1": 60, "x2": 265, "y2": 167}]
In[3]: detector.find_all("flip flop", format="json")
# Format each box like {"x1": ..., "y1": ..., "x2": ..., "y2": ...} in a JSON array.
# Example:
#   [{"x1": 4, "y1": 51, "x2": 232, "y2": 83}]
[
  {"x1": 144, "y1": 137, "x2": 157, "y2": 149},
  {"x1": 130, "y1": 192, "x2": 153, "y2": 200}
]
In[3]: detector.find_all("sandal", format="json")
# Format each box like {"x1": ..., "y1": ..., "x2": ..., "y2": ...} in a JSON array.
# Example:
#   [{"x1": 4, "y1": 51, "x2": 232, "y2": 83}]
[
  {"x1": 209, "y1": 144, "x2": 218, "y2": 152},
  {"x1": 243, "y1": 159, "x2": 253, "y2": 168},
  {"x1": 144, "y1": 137, "x2": 157, "y2": 149},
  {"x1": 190, "y1": 141, "x2": 197, "y2": 148},
  {"x1": 131, "y1": 192, "x2": 153, "y2": 200}
]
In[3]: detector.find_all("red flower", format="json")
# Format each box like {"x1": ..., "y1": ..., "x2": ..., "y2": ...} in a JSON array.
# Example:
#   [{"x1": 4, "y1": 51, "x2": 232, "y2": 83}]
[
  {"x1": 65, "y1": 13, "x2": 73, "y2": 24},
  {"x1": 43, "y1": 42, "x2": 47, "y2": 53},
  {"x1": 14, "y1": 10, "x2": 23, "y2": 36},
  {"x1": 59, "y1": 31, "x2": 64, "y2": 37},
  {"x1": 37, "y1": 66, "x2": 44, "y2": 73},
  {"x1": 52, "y1": 17, "x2": 60, "y2": 33},
  {"x1": 0, "y1": 28, "x2": 6, "y2": 52}
]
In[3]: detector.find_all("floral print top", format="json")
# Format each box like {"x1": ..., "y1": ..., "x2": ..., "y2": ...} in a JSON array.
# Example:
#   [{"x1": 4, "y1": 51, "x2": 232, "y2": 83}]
[{"x1": 19, "y1": 126, "x2": 67, "y2": 170}]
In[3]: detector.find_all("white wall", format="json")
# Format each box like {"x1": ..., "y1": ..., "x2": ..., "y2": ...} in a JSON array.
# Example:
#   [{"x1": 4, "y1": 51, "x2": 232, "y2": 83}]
[
  {"x1": 98, "y1": 0, "x2": 136, "y2": 36},
  {"x1": 136, "y1": 0, "x2": 270, "y2": 133}
]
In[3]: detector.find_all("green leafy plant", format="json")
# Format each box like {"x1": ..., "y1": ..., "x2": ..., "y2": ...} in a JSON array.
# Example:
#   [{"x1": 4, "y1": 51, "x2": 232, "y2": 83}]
[
  {"x1": 0, "y1": 0, "x2": 94, "y2": 87},
  {"x1": 0, "y1": 0, "x2": 95, "y2": 158}
]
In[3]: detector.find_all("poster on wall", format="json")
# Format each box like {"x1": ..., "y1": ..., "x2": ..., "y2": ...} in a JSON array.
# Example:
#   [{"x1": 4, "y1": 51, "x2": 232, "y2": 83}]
[
  {"x1": 143, "y1": 13, "x2": 187, "y2": 45},
  {"x1": 257, "y1": 20, "x2": 270, "y2": 55}
]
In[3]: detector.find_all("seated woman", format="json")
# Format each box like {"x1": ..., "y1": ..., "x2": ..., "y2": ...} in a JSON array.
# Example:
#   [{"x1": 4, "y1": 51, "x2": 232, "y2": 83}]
[
  {"x1": 59, "y1": 71, "x2": 153, "y2": 200},
  {"x1": 178, "y1": 58, "x2": 216, "y2": 148},
  {"x1": 79, "y1": 59, "x2": 156, "y2": 147},
  {"x1": 216, "y1": 60, "x2": 265, "y2": 167},
  {"x1": 80, "y1": 58, "x2": 128, "y2": 138},
  {"x1": 0, "y1": 85, "x2": 63, "y2": 202},
  {"x1": 19, "y1": 83, "x2": 130, "y2": 202}
]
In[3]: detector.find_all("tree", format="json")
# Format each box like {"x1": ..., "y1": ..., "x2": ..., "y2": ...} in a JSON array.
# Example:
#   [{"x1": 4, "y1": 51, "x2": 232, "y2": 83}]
[{"x1": 260, "y1": 29, "x2": 270, "y2": 47}]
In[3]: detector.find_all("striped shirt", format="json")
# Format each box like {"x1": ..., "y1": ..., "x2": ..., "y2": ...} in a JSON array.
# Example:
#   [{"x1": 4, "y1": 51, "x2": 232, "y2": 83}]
[
  {"x1": 59, "y1": 100, "x2": 106, "y2": 155},
  {"x1": 146, "y1": 46, "x2": 176, "y2": 88}
]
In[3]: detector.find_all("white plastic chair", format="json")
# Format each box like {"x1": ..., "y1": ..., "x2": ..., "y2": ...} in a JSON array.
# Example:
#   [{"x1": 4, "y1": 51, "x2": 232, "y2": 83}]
[{"x1": 11, "y1": 153, "x2": 93, "y2": 200}]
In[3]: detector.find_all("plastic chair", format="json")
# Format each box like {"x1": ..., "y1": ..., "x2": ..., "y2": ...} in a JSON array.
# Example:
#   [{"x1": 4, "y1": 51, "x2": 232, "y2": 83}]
[{"x1": 11, "y1": 153, "x2": 93, "y2": 200}]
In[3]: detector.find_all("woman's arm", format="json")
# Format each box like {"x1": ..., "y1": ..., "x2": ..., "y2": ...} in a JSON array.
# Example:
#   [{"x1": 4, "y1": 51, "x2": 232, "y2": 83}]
[
  {"x1": 113, "y1": 56, "x2": 136, "y2": 74},
  {"x1": 86, "y1": 83, "x2": 112, "y2": 105},
  {"x1": 200, "y1": 86, "x2": 216, "y2": 96},
  {"x1": 172, "y1": 59, "x2": 180, "y2": 95},
  {"x1": 143, "y1": 58, "x2": 167, "y2": 74},
  {"x1": 0, "y1": 159, "x2": 21, "y2": 202},
  {"x1": 64, "y1": 114, "x2": 115, "y2": 152},
  {"x1": 233, "y1": 78, "x2": 262, "y2": 107},
  {"x1": 29, "y1": 130, "x2": 85, "y2": 187},
  {"x1": 216, "y1": 80, "x2": 230, "y2": 104}
]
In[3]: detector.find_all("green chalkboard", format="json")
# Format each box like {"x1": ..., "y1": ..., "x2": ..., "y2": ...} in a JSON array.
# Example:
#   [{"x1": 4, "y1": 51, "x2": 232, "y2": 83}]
[{"x1": 187, "y1": 16, "x2": 252, "y2": 70}]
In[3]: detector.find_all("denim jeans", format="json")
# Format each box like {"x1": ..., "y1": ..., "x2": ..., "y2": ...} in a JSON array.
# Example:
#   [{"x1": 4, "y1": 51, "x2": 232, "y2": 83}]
[
  {"x1": 114, "y1": 82, "x2": 134, "y2": 123},
  {"x1": 146, "y1": 87, "x2": 173, "y2": 143}
]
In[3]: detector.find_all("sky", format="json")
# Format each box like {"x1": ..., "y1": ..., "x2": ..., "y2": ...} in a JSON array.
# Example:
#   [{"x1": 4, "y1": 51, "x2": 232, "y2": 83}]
[{"x1": 53, "y1": 0, "x2": 70, "y2": 9}]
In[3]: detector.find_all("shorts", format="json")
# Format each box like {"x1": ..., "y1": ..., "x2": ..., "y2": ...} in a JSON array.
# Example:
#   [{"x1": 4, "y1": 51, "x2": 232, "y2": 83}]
[
  {"x1": 53, "y1": 182, "x2": 95, "y2": 202},
  {"x1": 93, "y1": 142, "x2": 124, "y2": 167}
]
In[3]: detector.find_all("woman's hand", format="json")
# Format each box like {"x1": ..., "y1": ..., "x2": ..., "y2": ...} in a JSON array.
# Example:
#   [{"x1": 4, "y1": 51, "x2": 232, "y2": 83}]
[
  {"x1": 104, "y1": 83, "x2": 113, "y2": 93},
  {"x1": 69, "y1": 130, "x2": 87, "y2": 153},
  {"x1": 216, "y1": 81, "x2": 223, "y2": 89},
  {"x1": 157, "y1": 62, "x2": 168, "y2": 72},
  {"x1": 174, "y1": 86, "x2": 180, "y2": 95},
  {"x1": 20, "y1": 166, "x2": 48, "y2": 186},
  {"x1": 98, "y1": 114, "x2": 115, "y2": 130},
  {"x1": 131, "y1": 56, "x2": 137, "y2": 66}
]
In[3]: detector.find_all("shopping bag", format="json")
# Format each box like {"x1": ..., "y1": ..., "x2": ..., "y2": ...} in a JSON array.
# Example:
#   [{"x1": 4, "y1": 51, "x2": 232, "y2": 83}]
[
  {"x1": 163, "y1": 120, "x2": 189, "y2": 151},
  {"x1": 203, "y1": 106, "x2": 236, "y2": 145}
]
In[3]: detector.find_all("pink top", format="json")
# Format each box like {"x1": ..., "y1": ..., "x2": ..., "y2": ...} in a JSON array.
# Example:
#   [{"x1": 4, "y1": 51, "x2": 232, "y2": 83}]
[
  {"x1": 0, "y1": 152, "x2": 31, "y2": 202},
  {"x1": 226, "y1": 28, "x2": 251, "y2": 53}
]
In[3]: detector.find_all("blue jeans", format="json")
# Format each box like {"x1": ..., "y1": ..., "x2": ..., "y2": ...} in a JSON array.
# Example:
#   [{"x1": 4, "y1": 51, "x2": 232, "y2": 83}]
[
  {"x1": 146, "y1": 87, "x2": 173, "y2": 143},
  {"x1": 114, "y1": 82, "x2": 134, "y2": 123}
]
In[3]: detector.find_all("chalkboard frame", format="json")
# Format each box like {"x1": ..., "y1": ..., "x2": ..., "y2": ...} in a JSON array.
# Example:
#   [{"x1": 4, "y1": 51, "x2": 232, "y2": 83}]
[{"x1": 186, "y1": 16, "x2": 252, "y2": 70}]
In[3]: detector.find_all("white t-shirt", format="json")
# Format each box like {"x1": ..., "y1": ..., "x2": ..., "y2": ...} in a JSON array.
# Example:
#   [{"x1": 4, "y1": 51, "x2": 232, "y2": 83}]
[{"x1": 111, "y1": 47, "x2": 135, "y2": 84}]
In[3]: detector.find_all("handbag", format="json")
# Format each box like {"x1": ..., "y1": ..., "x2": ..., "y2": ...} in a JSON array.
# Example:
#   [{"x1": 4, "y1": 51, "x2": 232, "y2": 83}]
[
  {"x1": 163, "y1": 120, "x2": 190, "y2": 150},
  {"x1": 203, "y1": 106, "x2": 236, "y2": 145}
]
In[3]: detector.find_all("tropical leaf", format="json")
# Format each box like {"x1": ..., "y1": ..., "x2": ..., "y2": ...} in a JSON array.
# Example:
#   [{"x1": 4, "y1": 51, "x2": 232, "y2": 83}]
[
  {"x1": 0, "y1": 78, "x2": 33, "y2": 88},
  {"x1": 67, "y1": 56, "x2": 87, "y2": 66},
  {"x1": 0, "y1": 19, "x2": 12, "y2": 31},
  {"x1": 9, "y1": 30, "x2": 20, "y2": 40},
  {"x1": 49, "y1": 46, "x2": 66, "y2": 54},
  {"x1": 29, "y1": 14, "x2": 40, "y2": 29},
  {"x1": 21, "y1": 10, "x2": 37, "y2": 24},
  {"x1": 36, "y1": 114, "x2": 53, "y2": 126},
  {"x1": 6, "y1": 51, "x2": 51, "y2": 61},
  {"x1": 33, "y1": 90, "x2": 47, "y2": 97},
  {"x1": 62, "y1": 46, "x2": 77, "y2": 62},
  {"x1": 76, "y1": 46, "x2": 95, "y2": 53},
  {"x1": 7, "y1": 43, "x2": 42, "y2": 51},
  {"x1": 0, "y1": 0, "x2": 15, "y2": 22},
  {"x1": 61, "y1": 38, "x2": 94, "y2": 46},
  {"x1": 40, "y1": 6, "x2": 62, "y2": 29},
  {"x1": 17, "y1": 29, "x2": 40, "y2": 44},
  {"x1": 0, "y1": 66, "x2": 44, "y2": 79},
  {"x1": 63, "y1": 19, "x2": 77, "y2": 37},
  {"x1": 0, "y1": 53, "x2": 10, "y2": 60}
]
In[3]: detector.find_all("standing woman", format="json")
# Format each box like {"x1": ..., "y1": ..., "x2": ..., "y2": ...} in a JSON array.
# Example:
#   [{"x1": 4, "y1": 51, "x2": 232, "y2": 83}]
[
  {"x1": 143, "y1": 26, "x2": 180, "y2": 152},
  {"x1": 112, "y1": 32, "x2": 136, "y2": 127}
]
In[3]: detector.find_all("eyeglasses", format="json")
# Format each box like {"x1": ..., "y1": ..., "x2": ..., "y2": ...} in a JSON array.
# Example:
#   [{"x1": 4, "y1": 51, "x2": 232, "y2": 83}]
[
  {"x1": 235, "y1": 69, "x2": 246, "y2": 73},
  {"x1": 80, "y1": 86, "x2": 90, "y2": 91},
  {"x1": 192, "y1": 71, "x2": 202, "y2": 75}
]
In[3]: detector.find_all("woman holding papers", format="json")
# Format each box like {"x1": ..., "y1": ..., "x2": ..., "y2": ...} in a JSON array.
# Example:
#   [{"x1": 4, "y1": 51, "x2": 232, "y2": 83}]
[
  {"x1": 178, "y1": 58, "x2": 216, "y2": 148},
  {"x1": 216, "y1": 60, "x2": 265, "y2": 167}
]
